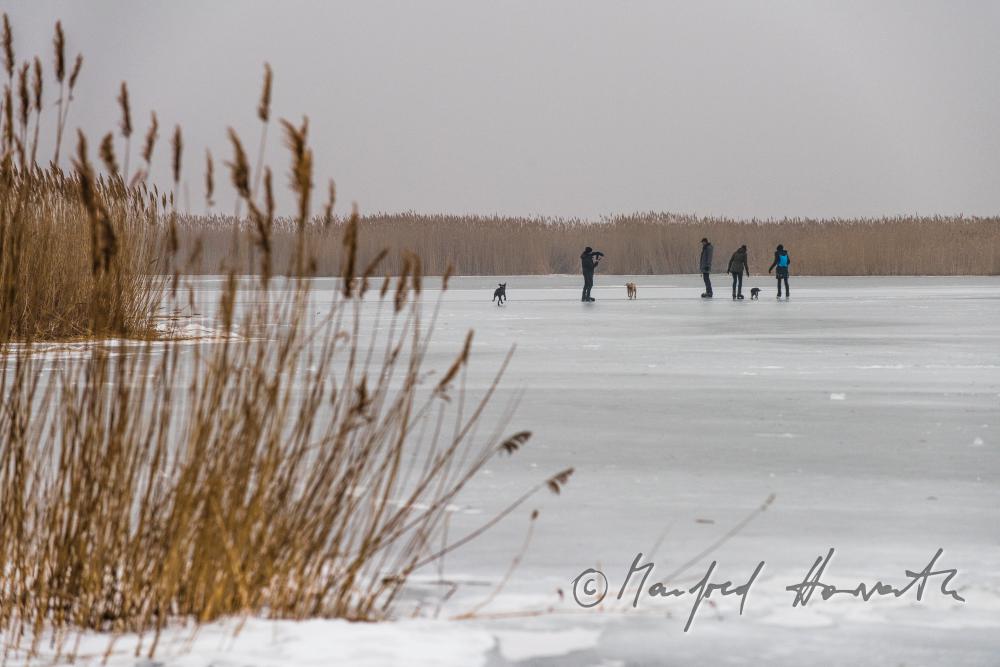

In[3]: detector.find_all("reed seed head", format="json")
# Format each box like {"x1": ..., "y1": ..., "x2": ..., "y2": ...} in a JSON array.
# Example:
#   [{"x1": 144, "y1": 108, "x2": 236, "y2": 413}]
[
  {"x1": 99, "y1": 132, "x2": 118, "y2": 175},
  {"x1": 141, "y1": 111, "x2": 158, "y2": 164},
  {"x1": 263, "y1": 166, "x2": 274, "y2": 220},
  {"x1": 280, "y1": 117, "x2": 312, "y2": 221},
  {"x1": 68, "y1": 53, "x2": 82, "y2": 90},
  {"x1": 171, "y1": 124, "x2": 182, "y2": 184},
  {"x1": 500, "y1": 431, "x2": 531, "y2": 455},
  {"x1": 53, "y1": 21, "x2": 65, "y2": 83},
  {"x1": 31, "y1": 57, "x2": 41, "y2": 111},
  {"x1": 546, "y1": 468, "x2": 574, "y2": 495},
  {"x1": 2, "y1": 14, "x2": 13, "y2": 81},
  {"x1": 226, "y1": 127, "x2": 251, "y2": 200},
  {"x1": 16, "y1": 60, "x2": 27, "y2": 128},
  {"x1": 3, "y1": 85, "x2": 12, "y2": 149},
  {"x1": 117, "y1": 81, "x2": 131, "y2": 138},
  {"x1": 258, "y1": 62, "x2": 272, "y2": 122},
  {"x1": 205, "y1": 149, "x2": 215, "y2": 207}
]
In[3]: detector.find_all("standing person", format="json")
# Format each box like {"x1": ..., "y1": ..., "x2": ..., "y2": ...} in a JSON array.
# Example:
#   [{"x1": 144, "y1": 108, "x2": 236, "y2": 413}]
[
  {"x1": 580, "y1": 247, "x2": 603, "y2": 302},
  {"x1": 727, "y1": 245, "x2": 750, "y2": 300},
  {"x1": 768, "y1": 244, "x2": 791, "y2": 299},
  {"x1": 699, "y1": 238, "x2": 714, "y2": 298}
]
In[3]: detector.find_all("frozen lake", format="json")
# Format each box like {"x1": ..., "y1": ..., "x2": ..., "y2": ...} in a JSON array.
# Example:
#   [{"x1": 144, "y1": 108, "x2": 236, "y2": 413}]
[
  {"x1": 32, "y1": 275, "x2": 1000, "y2": 665},
  {"x1": 398, "y1": 275, "x2": 1000, "y2": 665}
]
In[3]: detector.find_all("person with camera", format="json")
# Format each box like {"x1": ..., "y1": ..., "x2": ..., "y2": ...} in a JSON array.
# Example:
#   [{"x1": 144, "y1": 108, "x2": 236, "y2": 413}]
[{"x1": 580, "y1": 247, "x2": 603, "y2": 302}]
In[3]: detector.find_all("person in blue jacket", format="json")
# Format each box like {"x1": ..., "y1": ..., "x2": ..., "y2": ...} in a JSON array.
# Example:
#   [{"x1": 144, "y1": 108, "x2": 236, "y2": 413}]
[{"x1": 768, "y1": 244, "x2": 791, "y2": 298}]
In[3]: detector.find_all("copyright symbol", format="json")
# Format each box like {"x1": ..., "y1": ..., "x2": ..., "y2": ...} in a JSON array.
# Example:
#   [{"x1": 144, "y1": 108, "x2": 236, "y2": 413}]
[{"x1": 571, "y1": 568, "x2": 608, "y2": 608}]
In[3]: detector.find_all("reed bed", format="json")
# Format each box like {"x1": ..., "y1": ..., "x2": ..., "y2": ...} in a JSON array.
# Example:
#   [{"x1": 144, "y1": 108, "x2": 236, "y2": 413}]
[
  {"x1": 176, "y1": 212, "x2": 1000, "y2": 277},
  {"x1": 0, "y1": 20, "x2": 160, "y2": 343},
  {"x1": 0, "y1": 15, "x2": 568, "y2": 663}
]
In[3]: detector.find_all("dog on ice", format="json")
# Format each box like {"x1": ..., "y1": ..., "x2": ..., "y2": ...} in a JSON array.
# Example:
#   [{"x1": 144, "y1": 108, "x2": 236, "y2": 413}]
[
  {"x1": 625, "y1": 282, "x2": 637, "y2": 299},
  {"x1": 492, "y1": 282, "x2": 507, "y2": 305}
]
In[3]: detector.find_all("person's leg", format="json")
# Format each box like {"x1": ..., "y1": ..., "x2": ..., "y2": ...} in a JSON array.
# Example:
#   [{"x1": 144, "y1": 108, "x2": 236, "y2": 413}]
[
  {"x1": 731, "y1": 272, "x2": 738, "y2": 298},
  {"x1": 735, "y1": 272, "x2": 743, "y2": 298},
  {"x1": 783, "y1": 275, "x2": 790, "y2": 296},
  {"x1": 776, "y1": 275, "x2": 783, "y2": 297},
  {"x1": 702, "y1": 271, "x2": 713, "y2": 296},
  {"x1": 583, "y1": 272, "x2": 593, "y2": 301}
]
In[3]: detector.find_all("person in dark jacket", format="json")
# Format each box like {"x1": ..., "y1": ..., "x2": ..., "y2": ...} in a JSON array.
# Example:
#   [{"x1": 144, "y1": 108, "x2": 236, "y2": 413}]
[
  {"x1": 580, "y1": 247, "x2": 602, "y2": 302},
  {"x1": 726, "y1": 245, "x2": 750, "y2": 300},
  {"x1": 699, "y1": 238, "x2": 714, "y2": 298},
  {"x1": 768, "y1": 244, "x2": 791, "y2": 298}
]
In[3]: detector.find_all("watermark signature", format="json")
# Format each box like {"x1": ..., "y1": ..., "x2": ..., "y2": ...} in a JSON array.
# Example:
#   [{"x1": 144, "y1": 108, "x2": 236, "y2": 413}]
[{"x1": 571, "y1": 548, "x2": 964, "y2": 631}]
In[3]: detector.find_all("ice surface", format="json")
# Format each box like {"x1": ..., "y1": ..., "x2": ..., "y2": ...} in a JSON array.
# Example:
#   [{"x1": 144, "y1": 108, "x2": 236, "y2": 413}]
[{"x1": 15, "y1": 275, "x2": 1000, "y2": 665}]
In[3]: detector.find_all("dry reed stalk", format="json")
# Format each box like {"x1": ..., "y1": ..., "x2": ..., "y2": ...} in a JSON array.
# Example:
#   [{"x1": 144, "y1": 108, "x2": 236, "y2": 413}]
[
  {"x1": 117, "y1": 82, "x2": 132, "y2": 179},
  {"x1": 29, "y1": 57, "x2": 42, "y2": 165},
  {"x1": 251, "y1": 62, "x2": 271, "y2": 199}
]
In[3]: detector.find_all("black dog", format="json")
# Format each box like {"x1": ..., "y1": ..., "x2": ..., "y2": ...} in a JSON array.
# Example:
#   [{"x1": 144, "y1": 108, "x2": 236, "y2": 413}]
[
  {"x1": 492, "y1": 282, "x2": 507, "y2": 306},
  {"x1": 750, "y1": 288, "x2": 760, "y2": 300}
]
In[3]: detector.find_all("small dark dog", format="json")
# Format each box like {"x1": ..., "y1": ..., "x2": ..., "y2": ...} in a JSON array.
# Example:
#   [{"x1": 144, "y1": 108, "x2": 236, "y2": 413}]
[
  {"x1": 492, "y1": 282, "x2": 507, "y2": 306},
  {"x1": 750, "y1": 288, "x2": 760, "y2": 300}
]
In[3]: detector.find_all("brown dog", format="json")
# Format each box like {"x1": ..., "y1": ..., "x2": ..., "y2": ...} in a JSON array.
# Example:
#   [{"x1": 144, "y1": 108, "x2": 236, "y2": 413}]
[{"x1": 625, "y1": 282, "x2": 637, "y2": 299}]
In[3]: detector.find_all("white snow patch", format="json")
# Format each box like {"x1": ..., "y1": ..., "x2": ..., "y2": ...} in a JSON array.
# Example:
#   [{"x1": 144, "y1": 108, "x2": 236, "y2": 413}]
[
  {"x1": 494, "y1": 627, "x2": 600, "y2": 661},
  {"x1": 21, "y1": 618, "x2": 496, "y2": 667}
]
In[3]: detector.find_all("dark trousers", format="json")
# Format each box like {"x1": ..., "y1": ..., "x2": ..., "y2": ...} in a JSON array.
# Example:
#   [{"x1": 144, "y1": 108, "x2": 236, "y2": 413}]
[
  {"x1": 776, "y1": 269, "x2": 789, "y2": 296},
  {"x1": 702, "y1": 271, "x2": 713, "y2": 295},
  {"x1": 731, "y1": 271, "x2": 743, "y2": 297},
  {"x1": 582, "y1": 271, "x2": 594, "y2": 300}
]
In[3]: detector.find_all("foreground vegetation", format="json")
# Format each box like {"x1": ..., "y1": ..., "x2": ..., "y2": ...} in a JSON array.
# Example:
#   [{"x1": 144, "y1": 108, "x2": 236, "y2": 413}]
[{"x1": 0, "y1": 15, "x2": 567, "y2": 663}]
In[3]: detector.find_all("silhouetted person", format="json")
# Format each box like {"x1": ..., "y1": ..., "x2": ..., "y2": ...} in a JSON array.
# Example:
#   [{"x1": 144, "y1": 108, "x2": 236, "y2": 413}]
[
  {"x1": 727, "y1": 245, "x2": 750, "y2": 300},
  {"x1": 768, "y1": 244, "x2": 791, "y2": 298},
  {"x1": 580, "y1": 247, "x2": 602, "y2": 302},
  {"x1": 699, "y1": 238, "x2": 714, "y2": 298}
]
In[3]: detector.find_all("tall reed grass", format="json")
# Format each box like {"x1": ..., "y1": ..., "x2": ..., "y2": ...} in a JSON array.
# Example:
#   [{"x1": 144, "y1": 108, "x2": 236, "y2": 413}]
[
  {"x1": 0, "y1": 15, "x2": 569, "y2": 663},
  {"x1": 0, "y1": 18, "x2": 160, "y2": 343},
  {"x1": 175, "y1": 212, "x2": 1000, "y2": 278}
]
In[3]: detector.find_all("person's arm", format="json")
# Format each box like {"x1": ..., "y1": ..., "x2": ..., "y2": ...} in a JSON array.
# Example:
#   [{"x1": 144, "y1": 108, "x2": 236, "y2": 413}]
[
  {"x1": 768, "y1": 253, "x2": 777, "y2": 273},
  {"x1": 745, "y1": 261, "x2": 751, "y2": 277}
]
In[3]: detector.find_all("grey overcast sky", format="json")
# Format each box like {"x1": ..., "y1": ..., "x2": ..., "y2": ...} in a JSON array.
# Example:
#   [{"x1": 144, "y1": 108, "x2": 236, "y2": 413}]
[{"x1": 6, "y1": 1, "x2": 1000, "y2": 218}]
